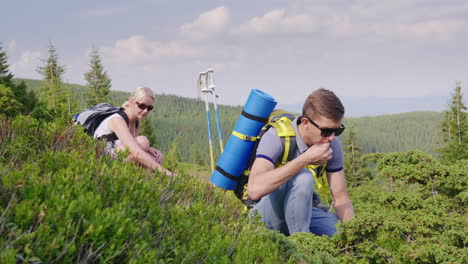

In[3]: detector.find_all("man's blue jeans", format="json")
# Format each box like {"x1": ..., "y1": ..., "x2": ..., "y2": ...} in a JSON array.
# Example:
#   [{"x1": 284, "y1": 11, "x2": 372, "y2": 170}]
[{"x1": 253, "y1": 168, "x2": 339, "y2": 237}]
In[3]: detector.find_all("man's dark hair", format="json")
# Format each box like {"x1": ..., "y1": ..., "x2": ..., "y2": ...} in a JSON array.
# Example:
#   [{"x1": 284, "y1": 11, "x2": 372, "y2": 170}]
[{"x1": 302, "y1": 88, "x2": 345, "y2": 121}]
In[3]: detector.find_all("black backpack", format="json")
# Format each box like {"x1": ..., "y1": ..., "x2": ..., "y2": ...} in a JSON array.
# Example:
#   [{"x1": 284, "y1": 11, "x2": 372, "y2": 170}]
[{"x1": 73, "y1": 103, "x2": 137, "y2": 142}]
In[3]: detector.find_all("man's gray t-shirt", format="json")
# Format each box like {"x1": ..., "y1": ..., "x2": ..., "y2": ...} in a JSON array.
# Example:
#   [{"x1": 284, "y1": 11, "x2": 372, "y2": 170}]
[{"x1": 256, "y1": 117, "x2": 344, "y2": 173}]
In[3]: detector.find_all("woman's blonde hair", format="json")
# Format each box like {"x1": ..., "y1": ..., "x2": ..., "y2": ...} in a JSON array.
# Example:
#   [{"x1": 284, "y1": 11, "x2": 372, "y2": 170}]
[{"x1": 122, "y1": 86, "x2": 155, "y2": 108}]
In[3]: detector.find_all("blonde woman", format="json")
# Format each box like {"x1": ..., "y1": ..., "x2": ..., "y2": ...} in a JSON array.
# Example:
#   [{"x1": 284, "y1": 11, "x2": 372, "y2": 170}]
[{"x1": 94, "y1": 86, "x2": 174, "y2": 176}]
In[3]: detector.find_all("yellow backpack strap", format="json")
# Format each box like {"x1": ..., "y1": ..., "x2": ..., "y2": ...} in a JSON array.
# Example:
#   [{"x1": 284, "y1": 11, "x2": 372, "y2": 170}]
[
  {"x1": 268, "y1": 109, "x2": 293, "y2": 123},
  {"x1": 281, "y1": 137, "x2": 291, "y2": 165},
  {"x1": 307, "y1": 164, "x2": 329, "y2": 204},
  {"x1": 270, "y1": 117, "x2": 296, "y2": 137},
  {"x1": 269, "y1": 117, "x2": 297, "y2": 166},
  {"x1": 278, "y1": 136, "x2": 297, "y2": 166},
  {"x1": 232, "y1": 131, "x2": 259, "y2": 142}
]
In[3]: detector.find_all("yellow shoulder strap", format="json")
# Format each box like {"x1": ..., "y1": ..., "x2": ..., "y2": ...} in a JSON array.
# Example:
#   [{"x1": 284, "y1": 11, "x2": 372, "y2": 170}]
[
  {"x1": 281, "y1": 136, "x2": 291, "y2": 165},
  {"x1": 269, "y1": 117, "x2": 296, "y2": 165},
  {"x1": 307, "y1": 164, "x2": 329, "y2": 204},
  {"x1": 268, "y1": 109, "x2": 292, "y2": 123},
  {"x1": 270, "y1": 117, "x2": 295, "y2": 137}
]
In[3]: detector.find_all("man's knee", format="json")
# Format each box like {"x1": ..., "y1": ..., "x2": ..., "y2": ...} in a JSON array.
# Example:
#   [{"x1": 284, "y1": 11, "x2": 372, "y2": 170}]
[
  {"x1": 136, "y1": 136, "x2": 150, "y2": 151},
  {"x1": 289, "y1": 169, "x2": 315, "y2": 194}
]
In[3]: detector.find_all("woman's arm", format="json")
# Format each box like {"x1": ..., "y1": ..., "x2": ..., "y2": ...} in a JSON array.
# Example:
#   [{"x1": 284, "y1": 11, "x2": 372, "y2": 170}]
[{"x1": 108, "y1": 117, "x2": 173, "y2": 176}]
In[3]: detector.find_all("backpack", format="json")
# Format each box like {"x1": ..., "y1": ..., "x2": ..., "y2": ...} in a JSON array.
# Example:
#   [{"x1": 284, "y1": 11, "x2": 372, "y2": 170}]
[
  {"x1": 73, "y1": 103, "x2": 137, "y2": 142},
  {"x1": 233, "y1": 110, "x2": 330, "y2": 210}
]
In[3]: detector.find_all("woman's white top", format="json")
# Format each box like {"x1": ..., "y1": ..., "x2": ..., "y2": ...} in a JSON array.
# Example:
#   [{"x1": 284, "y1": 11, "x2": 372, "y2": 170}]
[{"x1": 93, "y1": 113, "x2": 123, "y2": 154}]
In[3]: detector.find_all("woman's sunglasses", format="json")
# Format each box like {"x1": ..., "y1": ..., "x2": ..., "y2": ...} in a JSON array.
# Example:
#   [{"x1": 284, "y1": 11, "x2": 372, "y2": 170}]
[
  {"x1": 305, "y1": 117, "x2": 345, "y2": 137},
  {"x1": 136, "y1": 102, "x2": 154, "y2": 111}
]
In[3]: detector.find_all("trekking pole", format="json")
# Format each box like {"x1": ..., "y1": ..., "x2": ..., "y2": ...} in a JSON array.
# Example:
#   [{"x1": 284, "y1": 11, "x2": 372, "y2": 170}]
[
  {"x1": 198, "y1": 72, "x2": 215, "y2": 172},
  {"x1": 206, "y1": 69, "x2": 224, "y2": 153}
]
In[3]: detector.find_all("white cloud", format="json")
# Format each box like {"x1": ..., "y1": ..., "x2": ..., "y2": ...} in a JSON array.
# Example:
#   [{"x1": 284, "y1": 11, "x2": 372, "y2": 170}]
[
  {"x1": 323, "y1": 15, "x2": 467, "y2": 40},
  {"x1": 100, "y1": 35, "x2": 202, "y2": 65},
  {"x1": 282, "y1": 14, "x2": 316, "y2": 31},
  {"x1": 7, "y1": 40, "x2": 16, "y2": 52},
  {"x1": 238, "y1": 9, "x2": 285, "y2": 34},
  {"x1": 234, "y1": 9, "x2": 316, "y2": 35},
  {"x1": 10, "y1": 50, "x2": 42, "y2": 77},
  {"x1": 392, "y1": 20, "x2": 467, "y2": 40},
  {"x1": 143, "y1": 64, "x2": 156, "y2": 73},
  {"x1": 80, "y1": 7, "x2": 123, "y2": 17},
  {"x1": 325, "y1": 15, "x2": 368, "y2": 37},
  {"x1": 348, "y1": 0, "x2": 468, "y2": 23},
  {"x1": 180, "y1": 6, "x2": 229, "y2": 40},
  {"x1": 291, "y1": 0, "x2": 468, "y2": 40}
]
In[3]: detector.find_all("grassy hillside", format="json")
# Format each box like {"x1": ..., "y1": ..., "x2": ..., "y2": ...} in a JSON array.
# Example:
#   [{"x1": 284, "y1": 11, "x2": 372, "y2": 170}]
[
  {"x1": 16, "y1": 78, "x2": 444, "y2": 162},
  {"x1": 0, "y1": 115, "x2": 305, "y2": 263}
]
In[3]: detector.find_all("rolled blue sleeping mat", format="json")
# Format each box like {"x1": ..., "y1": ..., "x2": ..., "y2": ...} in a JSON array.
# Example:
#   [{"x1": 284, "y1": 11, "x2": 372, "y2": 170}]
[{"x1": 210, "y1": 89, "x2": 277, "y2": 190}]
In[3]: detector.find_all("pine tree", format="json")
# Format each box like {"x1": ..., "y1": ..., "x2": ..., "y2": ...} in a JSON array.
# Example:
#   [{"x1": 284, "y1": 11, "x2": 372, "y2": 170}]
[
  {"x1": 343, "y1": 127, "x2": 371, "y2": 187},
  {"x1": 84, "y1": 48, "x2": 111, "y2": 107},
  {"x1": 191, "y1": 146, "x2": 205, "y2": 166},
  {"x1": 140, "y1": 116, "x2": 158, "y2": 147},
  {"x1": 12, "y1": 80, "x2": 27, "y2": 106},
  {"x1": 164, "y1": 139, "x2": 182, "y2": 170},
  {"x1": 36, "y1": 43, "x2": 69, "y2": 116},
  {"x1": 16, "y1": 81, "x2": 38, "y2": 113},
  {"x1": 437, "y1": 82, "x2": 468, "y2": 164},
  {"x1": 30, "y1": 104, "x2": 53, "y2": 122},
  {"x1": 0, "y1": 44, "x2": 38, "y2": 114},
  {"x1": 0, "y1": 84, "x2": 22, "y2": 116},
  {"x1": 0, "y1": 44, "x2": 14, "y2": 88}
]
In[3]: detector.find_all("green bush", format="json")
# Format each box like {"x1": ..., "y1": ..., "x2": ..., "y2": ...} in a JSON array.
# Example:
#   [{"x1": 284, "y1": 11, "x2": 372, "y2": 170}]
[{"x1": 287, "y1": 151, "x2": 466, "y2": 264}]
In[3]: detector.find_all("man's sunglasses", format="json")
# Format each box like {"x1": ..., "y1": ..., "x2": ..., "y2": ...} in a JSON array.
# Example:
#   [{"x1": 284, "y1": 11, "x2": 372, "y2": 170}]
[
  {"x1": 305, "y1": 117, "x2": 345, "y2": 137},
  {"x1": 136, "y1": 102, "x2": 154, "y2": 111}
]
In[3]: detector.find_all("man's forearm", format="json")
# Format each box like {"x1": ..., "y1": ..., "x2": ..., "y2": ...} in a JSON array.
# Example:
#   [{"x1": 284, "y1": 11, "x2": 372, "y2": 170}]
[
  {"x1": 249, "y1": 157, "x2": 309, "y2": 200},
  {"x1": 334, "y1": 198, "x2": 354, "y2": 222}
]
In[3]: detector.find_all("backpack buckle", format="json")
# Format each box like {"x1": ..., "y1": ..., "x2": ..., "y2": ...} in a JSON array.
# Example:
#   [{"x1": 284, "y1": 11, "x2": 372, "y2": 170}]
[{"x1": 232, "y1": 131, "x2": 258, "y2": 142}]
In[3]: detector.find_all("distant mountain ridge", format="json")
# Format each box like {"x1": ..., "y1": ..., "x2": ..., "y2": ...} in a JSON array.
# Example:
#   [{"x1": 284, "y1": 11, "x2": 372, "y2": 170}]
[{"x1": 278, "y1": 95, "x2": 448, "y2": 117}]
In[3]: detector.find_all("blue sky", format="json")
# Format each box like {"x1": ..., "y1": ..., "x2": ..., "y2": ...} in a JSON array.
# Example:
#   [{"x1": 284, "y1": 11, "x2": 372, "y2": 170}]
[{"x1": 3, "y1": 0, "x2": 468, "y2": 106}]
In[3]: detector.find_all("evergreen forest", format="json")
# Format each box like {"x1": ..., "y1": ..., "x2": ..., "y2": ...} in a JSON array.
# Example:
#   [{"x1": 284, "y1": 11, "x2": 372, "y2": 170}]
[
  {"x1": 1, "y1": 44, "x2": 466, "y2": 263},
  {"x1": 15, "y1": 78, "x2": 445, "y2": 165}
]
